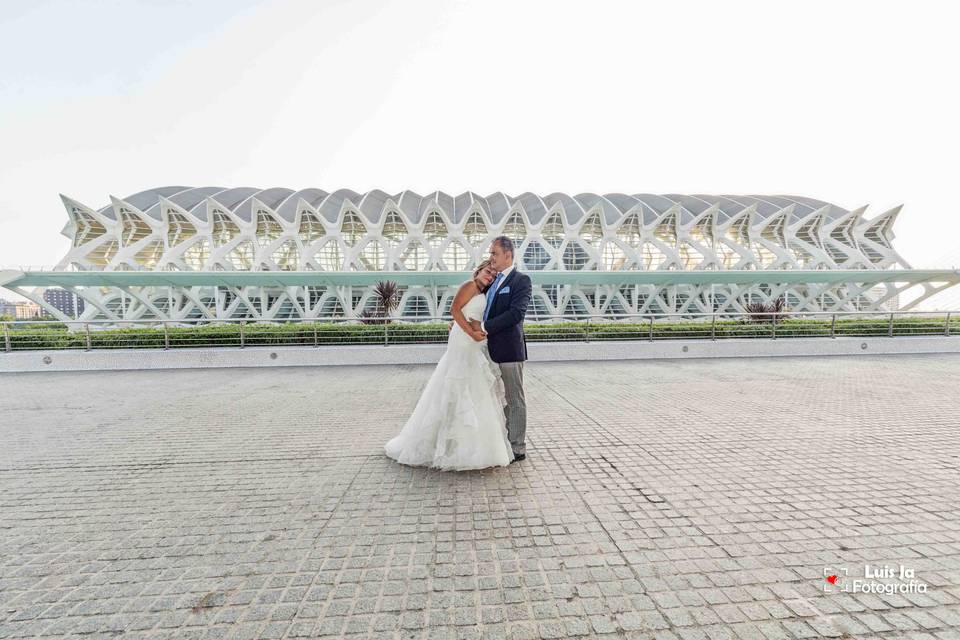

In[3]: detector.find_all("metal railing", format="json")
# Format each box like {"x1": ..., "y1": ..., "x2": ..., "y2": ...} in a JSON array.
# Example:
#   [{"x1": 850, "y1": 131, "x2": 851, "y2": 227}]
[{"x1": 1, "y1": 310, "x2": 957, "y2": 353}]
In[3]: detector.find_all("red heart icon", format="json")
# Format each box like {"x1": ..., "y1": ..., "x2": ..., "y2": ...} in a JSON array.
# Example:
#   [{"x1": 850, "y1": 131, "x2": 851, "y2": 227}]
[{"x1": 826, "y1": 575, "x2": 838, "y2": 584}]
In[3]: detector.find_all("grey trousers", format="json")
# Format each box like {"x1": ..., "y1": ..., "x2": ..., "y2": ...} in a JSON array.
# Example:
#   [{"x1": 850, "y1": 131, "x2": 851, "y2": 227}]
[{"x1": 498, "y1": 361, "x2": 527, "y2": 455}]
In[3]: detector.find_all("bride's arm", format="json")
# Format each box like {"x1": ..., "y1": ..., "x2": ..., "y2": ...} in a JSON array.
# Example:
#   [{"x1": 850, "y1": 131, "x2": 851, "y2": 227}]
[{"x1": 450, "y1": 282, "x2": 482, "y2": 337}]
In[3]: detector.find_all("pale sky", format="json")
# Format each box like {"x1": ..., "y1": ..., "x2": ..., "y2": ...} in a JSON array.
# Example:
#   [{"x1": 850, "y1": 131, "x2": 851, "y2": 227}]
[{"x1": 2, "y1": 0, "x2": 959, "y2": 306}]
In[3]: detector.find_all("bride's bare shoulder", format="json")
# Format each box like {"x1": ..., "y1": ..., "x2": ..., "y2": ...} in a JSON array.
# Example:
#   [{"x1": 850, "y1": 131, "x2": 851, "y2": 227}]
[{"x1": 455, "y1": 280, "x2": 480, "y2": 298}]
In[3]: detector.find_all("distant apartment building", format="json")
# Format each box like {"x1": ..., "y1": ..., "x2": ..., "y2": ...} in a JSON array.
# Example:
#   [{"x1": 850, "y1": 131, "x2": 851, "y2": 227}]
[
  {"x1": 0, "y1": 298, "x2": 18, "y2": 318},
  {"x1": 14, "y1": 301, "x2": 43, "y2": 319},
  {"x1": 42, "y1": 287, "x2": 84, "y2": 318}
]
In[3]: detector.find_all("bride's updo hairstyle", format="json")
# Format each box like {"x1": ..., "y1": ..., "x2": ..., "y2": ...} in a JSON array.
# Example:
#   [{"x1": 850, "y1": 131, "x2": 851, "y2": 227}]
[{"x1": 473, "y1": 258, "x2": 494, "y2": 294}]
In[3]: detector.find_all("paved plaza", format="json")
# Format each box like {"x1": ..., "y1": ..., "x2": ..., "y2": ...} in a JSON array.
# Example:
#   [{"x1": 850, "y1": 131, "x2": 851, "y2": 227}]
[{"x1": 2, "y1": 353, "x2": 960, "y2": 640}]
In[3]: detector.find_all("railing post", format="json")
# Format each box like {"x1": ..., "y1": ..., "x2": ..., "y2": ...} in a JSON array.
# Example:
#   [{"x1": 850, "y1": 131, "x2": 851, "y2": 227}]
[
  {"x1": 830, "y1": 314, "x2": 837, "y2": 339},
  {"x1": 711, "y1": 314, "x2": 716, "y2": 341},
  {"x1": 3, "y1": 323, "x2": 10, "y2": 353},
  {"x1": 772, "y1": 313, "x2": 777, "y2": 340},
  {"x1": 585, "y1": 317, "x2": 591, "y2": 343},
  {"x1": 85, "y1": 323, "x2": 91, "y2": 351},
  {"x1": 946, "y1": 312, "x2": 952, "y2": 337},
  {"x1": 313, "y1": 323, "x2": 318, "y2": 348},
  {"x1": 888, "y1": 312, "x2": 894, "y2": 338},
  {"x1": 163, "y1": 321, "x2": 170, "y2": 350},
  {"x1": 648, "y1": 316, "x2": 654, "y2": 342},
  {"x1": 240, "y1": 321, "x2": 245, "y2": 349},
  {"x1": 384, "y1": 319, "x2": 388, "y2": 346}
]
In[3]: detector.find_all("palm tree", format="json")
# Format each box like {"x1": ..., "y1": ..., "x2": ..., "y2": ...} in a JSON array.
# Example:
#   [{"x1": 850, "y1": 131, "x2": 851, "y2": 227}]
[{"x1": 360, "y1": 280, "x2": 400, "y2": 325}]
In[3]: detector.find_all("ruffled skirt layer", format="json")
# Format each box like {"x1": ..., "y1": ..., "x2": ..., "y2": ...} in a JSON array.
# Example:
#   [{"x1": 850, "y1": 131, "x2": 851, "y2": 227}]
[{"x1": 384, "y1": 332, "x2": 512, "y2": 471}]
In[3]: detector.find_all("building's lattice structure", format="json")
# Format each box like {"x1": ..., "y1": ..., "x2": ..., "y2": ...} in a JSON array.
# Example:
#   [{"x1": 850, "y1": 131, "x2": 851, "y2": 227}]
[{"x1": 46, "y1": 187, "x2": 921, "y2": 322}]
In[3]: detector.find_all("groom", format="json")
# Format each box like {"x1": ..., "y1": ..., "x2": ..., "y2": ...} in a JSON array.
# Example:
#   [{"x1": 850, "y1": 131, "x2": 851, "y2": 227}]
[{"x1": 479, "y1": 236, "x2": 532, "y2": 463}]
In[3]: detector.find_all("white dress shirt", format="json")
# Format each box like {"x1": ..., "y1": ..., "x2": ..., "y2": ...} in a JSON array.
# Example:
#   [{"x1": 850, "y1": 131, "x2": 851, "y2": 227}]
[{"x1": 480, "y1": 264, "x2": 514, "y2": 333}]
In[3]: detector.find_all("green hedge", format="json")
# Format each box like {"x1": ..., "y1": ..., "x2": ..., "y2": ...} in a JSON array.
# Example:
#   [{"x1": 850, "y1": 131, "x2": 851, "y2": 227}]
[{"x1": 2, "y1": 316, "x2": 958, "y2": 351}]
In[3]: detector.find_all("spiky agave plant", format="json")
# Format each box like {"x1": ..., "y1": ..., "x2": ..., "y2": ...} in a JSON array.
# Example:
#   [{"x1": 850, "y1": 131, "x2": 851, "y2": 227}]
[
  {"x1": 373, "y1": 280, "x2": 399, "y2": 321},
  {"x1": 744, "y1": 296, "x2": 788, "y2": 323},
  {"x1": 771, "y1": 296, "x2": 787, "y2": 317},
  {"x1": 359, "y1": 309, "x2": 384, "y2": 326}
]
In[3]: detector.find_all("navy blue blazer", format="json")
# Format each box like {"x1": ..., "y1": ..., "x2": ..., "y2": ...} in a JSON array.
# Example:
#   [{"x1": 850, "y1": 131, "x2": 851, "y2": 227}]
[{"x1": 483, "y1": 267, "x2": 532, "y2": 363}]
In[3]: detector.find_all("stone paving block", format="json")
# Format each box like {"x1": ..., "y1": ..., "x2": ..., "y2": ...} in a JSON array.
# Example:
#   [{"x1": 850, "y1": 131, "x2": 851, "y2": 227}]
[{"x1": 1, "y1": 355, "x2": 959, "y2": 639}]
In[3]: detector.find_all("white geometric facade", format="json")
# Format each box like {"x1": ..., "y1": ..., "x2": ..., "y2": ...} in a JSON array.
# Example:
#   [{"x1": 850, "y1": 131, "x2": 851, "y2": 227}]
[{"x1": 50, "y1": 187, "x2": 916, "y2": 322}]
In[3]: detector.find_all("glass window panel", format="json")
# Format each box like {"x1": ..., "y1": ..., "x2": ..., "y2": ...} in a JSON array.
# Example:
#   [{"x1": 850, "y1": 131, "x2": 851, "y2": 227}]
[
  {"x1": 134, "y1": 239, "x2": 164, "y2": 269},
  {"x1": 689, "y1": 218, "x2": 714, "y2": 248},
  {"x1": 616, "y1": 213, "x2": 642, "y2": 248},
  {"x1": 320, "y1": 297, "x2": 345, "y2": 318},
  {"x1": 120, "y1": 210, "x2": 151, "y2": 246},
  {"x1": 562, "y1": 241, "x2": 590, "y2": 270},
  {"x1": 401, "y1": 295, "x2": 431, "y2": 318},
  {"x1": 503, "y1": 211, "x2": 526, "y2": 245},
  {"x1": 653, "y1": 212, "x2": 676, "y2": 246},
  {"x1": 227, "y1": 240, "x2": 254, "y2": 270},
  {"x1": 424, "y1": 211, "x2": 447, "y2": 250},
  {"x1": 298, "y1": 210, "x2": 325, "y2": 245},
  {"x1": 256, "y1": 210, "x2": 283, "y2": 247},
  {"x1": 167, "y1": 212, "x2": 197, "y2": 247},
  {"x1": 359, "y1": 240, "x2": 385, "y2": 270},
  {"x1": 212, "y1": 211, "x2": 239, "y2": 247},
  {"x1": 522, "y1": 241, "x2": 550, "y2": 270},
  {"x1": 463, "y1": 211, "x2": 488, "y2": 246},
  {"x1": 640, "y1": 241, "x2": 664, "y2": 270},
  {"x1": 401, "y1": 241, "x2": 429, "y2": 270},
  {"x1": 341, "y1": 211, "x2": 367, "y2": 247},
  {"x1": 73, "y1": 210, "x2": 106, "y2": 247},
  {"x1": 382, "y1": 211, "x2": 408, "y2": 247},
  {"x1": 88, "y1": 239, "x2": 118, "y2": 266},
  {"x1": 579, "y1": 211, "x2": 602, "y2": 246},
  {"x1": 271, "y1": 239, "x2": 300, "y2": 270},
  {"x1": 183, "y1": 238, "x2": 209, "y2": 270},
  {"x1": 601, "y1": 241, "x2": 628, "y2": 270},
  {"x1": 679, "y1": 242, "x2": 703, "y2": 269},
  {"x1": 716, "y1": 242, "x2": 740, "y2": 269},
  {"x1": 442, "y1": 240, "x2": 470, "y2": 270},
  {"x1": 316, "y1": 240, "x2": 343, "y2": 270},
  {"x1": 561, "y1": 294, "x2": 589, "y2": 319},
  {"x1": 796, "y1": 216, "x2": 823, "y2": 249},
  {"x1": 541, "y1": 212, "x2": 565, "y2": 248}
]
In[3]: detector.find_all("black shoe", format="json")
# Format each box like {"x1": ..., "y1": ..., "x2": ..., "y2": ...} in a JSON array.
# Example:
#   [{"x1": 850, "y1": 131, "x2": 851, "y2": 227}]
[{"x1": 510, "y1": 453, "x2": 526, "y2": 464}]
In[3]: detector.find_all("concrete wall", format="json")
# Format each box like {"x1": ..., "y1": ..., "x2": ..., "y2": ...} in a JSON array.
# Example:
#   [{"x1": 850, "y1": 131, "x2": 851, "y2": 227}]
[{"x1": 2, "y1": 336, "x2": 959, "y2": 372}]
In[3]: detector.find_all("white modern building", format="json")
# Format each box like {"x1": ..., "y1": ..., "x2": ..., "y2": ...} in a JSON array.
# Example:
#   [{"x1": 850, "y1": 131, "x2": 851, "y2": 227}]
[{"x1": 3, "y1": 187, "x2": 959, "y2": 323}]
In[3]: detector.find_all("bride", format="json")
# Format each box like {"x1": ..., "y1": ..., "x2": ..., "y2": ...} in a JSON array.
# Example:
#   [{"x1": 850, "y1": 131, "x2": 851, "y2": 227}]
[{"x1": 384, "y1": 259, "x2": 514, "y2": 471}]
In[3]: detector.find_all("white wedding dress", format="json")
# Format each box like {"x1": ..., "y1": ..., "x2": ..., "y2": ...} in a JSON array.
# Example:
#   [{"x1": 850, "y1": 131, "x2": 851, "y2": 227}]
[{"x1": 384, "y1": 292, "x2": 514, "y2": 471}]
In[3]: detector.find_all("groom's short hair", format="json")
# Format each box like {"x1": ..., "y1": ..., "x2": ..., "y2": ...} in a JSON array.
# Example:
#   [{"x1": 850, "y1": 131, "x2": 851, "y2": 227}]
[{"x1": 492, "y1": 235, "x2": 514, "y2": 258}]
